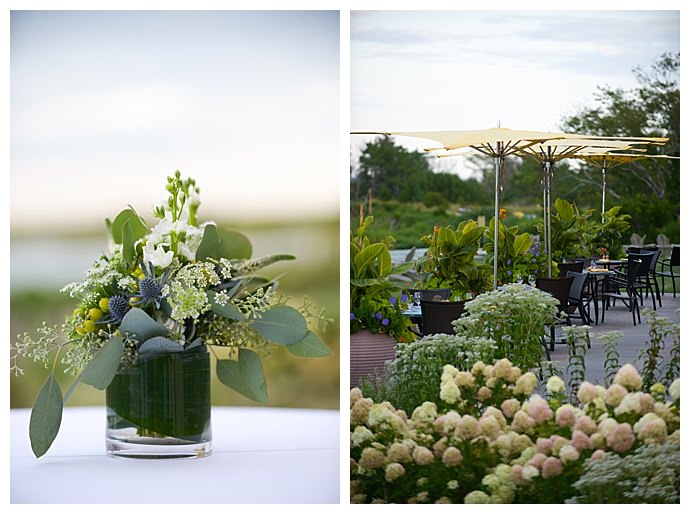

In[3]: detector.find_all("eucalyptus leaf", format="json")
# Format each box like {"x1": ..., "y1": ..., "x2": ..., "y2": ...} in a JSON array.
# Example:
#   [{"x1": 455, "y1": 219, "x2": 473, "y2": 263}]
[
  {"x1": 216, "y1": 349, "x2": 267, "y2": 403},
  {"x1": 79, "y1": 336, "x2": 125, "y2": 390},
  {"x1": 29, "y1": 374, "x2": 63, "y2": 458},
  {"x1": 196, "y1": 224, "x2": 220, "y2": 261},
  {"x1": 138, "y1": 336, "x2": 184, "y2": 354},
  {"x1": 111, "y1": 208, "x2": 147, "y2": 245},
  {"x1": 122, "y1": 219, "x2": 136, "y2": 266},
  {"x1": 218, "y1": 229, "x2": 252, "y2": 260},
  {"x1": 251, "y1": 305, "x2": 308, "y2": 345},
  {"x1": 119, "y1": 308, "x2": 168, "y2": 344},
  {"x1": 287, "y1": 331, "x2": 332, "y2": 357}
]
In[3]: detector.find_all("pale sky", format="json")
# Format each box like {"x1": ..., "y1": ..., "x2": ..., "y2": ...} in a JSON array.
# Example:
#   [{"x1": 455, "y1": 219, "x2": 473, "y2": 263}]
[
  {"x1": 11, "y1": 10, "x2": 339, "y2": 231},
  {"x1": 351, "y1": 9, "x2": 680, "y2": 178}
]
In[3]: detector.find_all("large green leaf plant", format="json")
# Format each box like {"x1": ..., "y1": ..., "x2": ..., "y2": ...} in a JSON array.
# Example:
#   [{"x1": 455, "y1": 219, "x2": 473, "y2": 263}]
[
  {"x1": 417, "y1": 220, "x2": 492, "y2": 297},
  {"x1": 350, "y1": 215, "x2": 415, "y2": 343}
]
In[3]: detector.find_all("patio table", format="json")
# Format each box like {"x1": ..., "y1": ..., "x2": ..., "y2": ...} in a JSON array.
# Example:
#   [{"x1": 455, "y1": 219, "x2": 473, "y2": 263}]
[{"x1": 584, "y1": 268, "x2": 614, "y2": 324}]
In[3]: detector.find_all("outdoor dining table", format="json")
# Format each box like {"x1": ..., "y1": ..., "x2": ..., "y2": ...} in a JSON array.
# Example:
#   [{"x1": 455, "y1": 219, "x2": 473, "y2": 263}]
[{"x1": 584, "y1": 268, "x2": 615, "y2": 324}]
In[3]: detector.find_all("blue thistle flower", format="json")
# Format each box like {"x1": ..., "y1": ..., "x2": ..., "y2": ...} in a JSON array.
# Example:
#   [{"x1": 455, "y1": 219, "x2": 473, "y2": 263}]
[
  {"x1": 107, "y1": 295, "x2": 130, "y2": 325},
  {"x1": 131, "y1": 262, "x2": 169, "y2": 309}
]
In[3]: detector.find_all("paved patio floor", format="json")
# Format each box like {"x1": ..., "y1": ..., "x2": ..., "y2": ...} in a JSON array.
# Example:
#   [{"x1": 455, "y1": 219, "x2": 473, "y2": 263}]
[{"x1": 546, "y1": 292, "x2": 680, "y2": 386}]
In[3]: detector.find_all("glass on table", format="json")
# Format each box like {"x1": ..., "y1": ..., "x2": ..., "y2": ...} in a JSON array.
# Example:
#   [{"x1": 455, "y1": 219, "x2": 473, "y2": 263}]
[
  {"x1": 413, "y1": 291, "x2": 422, "y2": 307},
  {"x1": 528, "y1": 275, "x2": 536, "y2": 287}
]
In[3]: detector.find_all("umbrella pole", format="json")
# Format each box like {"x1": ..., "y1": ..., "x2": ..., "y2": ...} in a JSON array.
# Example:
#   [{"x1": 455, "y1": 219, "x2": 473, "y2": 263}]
[
  {"x1": 545, "y1": 160, "x2": 553, "y2": 278},
  {"x1": 493, "y1": 152, "x2": 501, "y2": 290},
  {"x1": 601, "y1": 163, "x2": 607, "y2": 220}
]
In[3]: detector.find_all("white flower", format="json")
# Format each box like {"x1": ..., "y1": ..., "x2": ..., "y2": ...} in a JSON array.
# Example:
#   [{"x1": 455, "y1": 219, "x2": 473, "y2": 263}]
[
  {"x1": 177, "y1": 242, "x2": 196, "y2": 261},
  {"x1": 143, "y1": 240, "x2": 174, "y2": 268},
  {"x1": 546, "y1": 376, "x2": 565, "y2": 394}
]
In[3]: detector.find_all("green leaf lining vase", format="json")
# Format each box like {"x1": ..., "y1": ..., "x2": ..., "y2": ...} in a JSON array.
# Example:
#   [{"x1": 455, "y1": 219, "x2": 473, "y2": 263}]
[{"x1": 105, "y1": 347, "x2": 211, "y2": 459}]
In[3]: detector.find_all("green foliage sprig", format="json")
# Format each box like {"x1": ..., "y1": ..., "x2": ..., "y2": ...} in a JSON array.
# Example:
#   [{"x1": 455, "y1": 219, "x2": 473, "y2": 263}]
[{"x1": 598, "y1": 331, "x2": 623, "y2": 387}]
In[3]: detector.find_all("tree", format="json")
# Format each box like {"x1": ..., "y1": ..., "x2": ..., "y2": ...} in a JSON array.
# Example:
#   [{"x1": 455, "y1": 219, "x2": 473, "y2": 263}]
[{"x1": 560, "y1": 53, "x2": 680, "y2": 203}]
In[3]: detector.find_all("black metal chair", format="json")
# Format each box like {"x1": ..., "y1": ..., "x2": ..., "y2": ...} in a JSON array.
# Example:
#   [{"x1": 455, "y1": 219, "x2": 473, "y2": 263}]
[
  {"x1": 601, "y1": 258, "x2": 642, "y2": 326},
  {"x1": 558, "y1": 261, "x2": 584, "y2": 277},
  {"x1": 420, "y1": 300, "x2": 466, "y2": 335},
  {"x1": 657, "y1": 245, "x2": 679, "y2": 298},
  {"x1": 626, "y1": 250, "x2": 659, "y2": 310},
  {"x1": 536, "y1": 276, "x2": 575, "y2": 351},
  {"x1": 566, "y1": 271, "x2": 593, "y2": 326}
]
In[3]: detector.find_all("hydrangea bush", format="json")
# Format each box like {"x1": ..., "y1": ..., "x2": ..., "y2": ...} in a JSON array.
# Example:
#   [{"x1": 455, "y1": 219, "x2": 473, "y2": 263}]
[
  {"x1": 350, "y1": 359, "x2": 680, "y2": 504},
  {"x1": 453, "y1": 284, "x2": 560, "y2": 371}
]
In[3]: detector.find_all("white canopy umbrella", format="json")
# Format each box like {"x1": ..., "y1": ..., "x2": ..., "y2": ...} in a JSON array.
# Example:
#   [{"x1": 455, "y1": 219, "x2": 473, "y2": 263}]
[
  {"x1": 575, "y1": 152, "x2": 680, "y2": 216},
  {"x1": 352, "y1": 128, "x2": 577, "y2": 288}
]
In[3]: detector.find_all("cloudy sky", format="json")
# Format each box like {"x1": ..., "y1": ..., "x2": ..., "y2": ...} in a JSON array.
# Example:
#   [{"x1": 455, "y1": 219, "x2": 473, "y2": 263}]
[
  {"x1": 351, "y1": 9, "x2": 680, "y2": 177},
  {"x1": 11, "y1": 10, "x2": 339, "y2": 231}
]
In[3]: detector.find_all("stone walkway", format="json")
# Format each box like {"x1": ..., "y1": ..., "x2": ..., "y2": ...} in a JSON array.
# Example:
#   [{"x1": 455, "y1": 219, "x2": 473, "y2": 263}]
[{"x1": 546, "y1": 292, "x2": 680, "y2": 386}]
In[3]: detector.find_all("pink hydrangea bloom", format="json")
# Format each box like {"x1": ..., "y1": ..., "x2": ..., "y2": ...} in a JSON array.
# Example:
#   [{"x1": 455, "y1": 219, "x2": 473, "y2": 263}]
[
  {"x1": 638, "y1": 393, "x2": 655, "y2": 414},
  {"x1": 527, "y1": 452, "x2": 548, "y2": 469},
  {"x1": 412, "y1": 446, "x2": 435, "y2": 466},
  {"x1": 613, "y1": 363, "x2": 643, "y2": 390},
  {"x1": 501, "y1": 398, "x2": 521, "y2": 418},
  {"x1": 634, "y1": 413, "x2": 668, "y2": 444},
  {"x1": 541, "y1": 457, "x2": 564, "y2": 478},
  {"x1": 605, "y1": 383, "x2": 628, "y2": 407},
  {"x1": 573, "y1": 415, "x2": 597, "y2": 435},
  {"x1": 511, "y1": 410, "x2": 536, "y2": 434},
  {"x1": 536, "y1": 437, "x2": 554, "y2": 455},
  {"x1": 455, "y1": 415, "x2": 481, "y2": 440},
  {"x1": 590, "y1": 449, "x2": 606, "y2": 461},
  {"x1": 571, "y1": 430, "x2": 592, "y2": 451},
  {"x1": 441, "y1": 446, "x2": 463, "y2": 467},
  {"x1": 509, "y1": 464, "x2": 527, "y2": 485},
  {"x1": 555, "y1": 405, "x2": 577, "y2": 427},
  {"x1": 577, "y1": 381, "x2": 599, "y2": 404},
  {"x1": 559, "y1": 444, "x2": 580, "y2": 463},
  {"x1": 526, "y1": 395, "x2": 554, "y2": 423},
  {"x1": 606, "y1": 422, "x2": 635, "y2": 452}
]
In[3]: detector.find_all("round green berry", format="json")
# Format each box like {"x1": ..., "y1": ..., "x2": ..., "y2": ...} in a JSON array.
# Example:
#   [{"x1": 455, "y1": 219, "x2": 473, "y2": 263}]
[
  {"x1": 83, "y1": 320, "x2": 97, "y2": 333},
  {"x1": 88, "y1": 308, "x2": 104, "y2": 321},
  {"x1": 98, "y1": 298, "x2": 110, "y2": 312}
]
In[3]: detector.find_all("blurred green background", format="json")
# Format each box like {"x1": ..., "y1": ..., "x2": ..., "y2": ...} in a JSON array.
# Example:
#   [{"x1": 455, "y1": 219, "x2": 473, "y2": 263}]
[{"x1": 10, "y1": 218, "x2": 340, "y2": 411}]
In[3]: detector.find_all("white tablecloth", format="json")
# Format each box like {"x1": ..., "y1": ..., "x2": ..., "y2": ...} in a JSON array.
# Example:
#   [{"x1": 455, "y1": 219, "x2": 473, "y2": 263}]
[{"x1": 11, "y1": 406, "x2": 339, "y2": 504}]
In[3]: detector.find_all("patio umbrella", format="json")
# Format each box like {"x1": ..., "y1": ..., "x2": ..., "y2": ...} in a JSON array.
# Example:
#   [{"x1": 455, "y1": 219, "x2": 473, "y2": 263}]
[
  {"x1": 514, "y1": 139, "x2": 644, "y2": 275},
  {"x1": 438, "y1": 137, "x2": 668, "y2": 275},
  {"x1": 575, "y1": 152, "x2": 680, "y2": 217},
  {"x1": 352, "y1": 128, "x2": 577, "y2": 288}
]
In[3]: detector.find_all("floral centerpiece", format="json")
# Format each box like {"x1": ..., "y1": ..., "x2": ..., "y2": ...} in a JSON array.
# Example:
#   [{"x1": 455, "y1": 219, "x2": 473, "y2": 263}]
[
  {"x1": 598, "y1": 247, "x2": 609, "y2": 261},
  {"x1": 12, "y1": 171, "x2": 331, "y2": 459}
]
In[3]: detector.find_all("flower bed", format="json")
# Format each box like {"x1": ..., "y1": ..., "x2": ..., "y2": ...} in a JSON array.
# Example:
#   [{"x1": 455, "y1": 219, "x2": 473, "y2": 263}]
[{"x1": 350, "y1": 359, "x2": 679, "y2": 504}]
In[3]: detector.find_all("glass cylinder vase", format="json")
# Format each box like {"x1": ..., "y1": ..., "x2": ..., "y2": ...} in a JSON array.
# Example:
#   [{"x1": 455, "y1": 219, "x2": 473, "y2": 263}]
[{"x1": 105, "y1": 346, "x2": 212, "y2": 459}]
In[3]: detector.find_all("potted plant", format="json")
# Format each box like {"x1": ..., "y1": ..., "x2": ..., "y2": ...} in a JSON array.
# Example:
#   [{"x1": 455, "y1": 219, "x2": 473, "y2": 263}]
[
  {"x1": 350, "y1": 215, "x2": 414, "y2": 387},
  {"x1": 416, "y1": 220, "x2": 492, "y2": 298},
  {"x1": 483, "y1": 216, "x2": 557, "y2": 285},
  {"x1": 11, "y1": 171, "x2": 332, "y2": 459}
]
